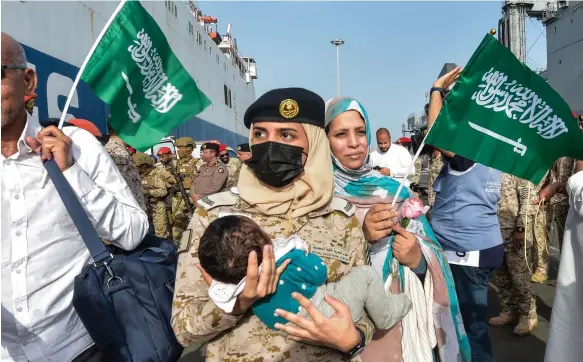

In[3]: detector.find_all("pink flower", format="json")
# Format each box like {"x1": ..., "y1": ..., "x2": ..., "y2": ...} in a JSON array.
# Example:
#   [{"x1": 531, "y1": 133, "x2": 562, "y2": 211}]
[{"x1": 401, "y1": 198, "x2": 424, "y2": 219}]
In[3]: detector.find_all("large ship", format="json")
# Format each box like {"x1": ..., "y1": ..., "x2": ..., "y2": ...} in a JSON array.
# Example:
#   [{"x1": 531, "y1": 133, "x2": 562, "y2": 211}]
[{"x1": 1, "y1": 0, "x2": 258, "y2": 147}]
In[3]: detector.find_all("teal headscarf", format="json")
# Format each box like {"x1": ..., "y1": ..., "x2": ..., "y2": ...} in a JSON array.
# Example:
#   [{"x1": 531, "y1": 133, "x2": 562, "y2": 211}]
[
  {"x1": 325, "y1": 96, "x2": 471, "y2": 362},
  {"x1": 324, "y1": 96, "x2": 409, "y2": 201}
]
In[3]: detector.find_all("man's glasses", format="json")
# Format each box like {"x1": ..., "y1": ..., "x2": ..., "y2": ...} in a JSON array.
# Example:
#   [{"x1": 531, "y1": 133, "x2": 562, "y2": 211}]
[{"x1": 1, "y1": 65, "x2": 27, "y2": 79}]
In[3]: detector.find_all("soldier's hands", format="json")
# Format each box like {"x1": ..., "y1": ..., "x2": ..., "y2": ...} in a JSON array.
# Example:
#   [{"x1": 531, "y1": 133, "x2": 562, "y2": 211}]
[
  {"x1": 231, "y1": 245, "x2": 291, "y2": 316},
  {"x1": 26, "y1": 126, "x2": 73, "y2": 172},
  {"x1": 513, "y1": 231, "x2": 525, "y2": 250},
  {"x1": 273, "y1": 292, "x2": 361, "y2": 353},
  {"x1": 362, "y1": 203, "x2": 398, "y2": 242}
]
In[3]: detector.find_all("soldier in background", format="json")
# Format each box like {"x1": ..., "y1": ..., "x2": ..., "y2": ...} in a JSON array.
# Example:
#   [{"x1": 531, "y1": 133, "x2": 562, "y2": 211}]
[
  {"x1": 426, "y1": 147, "x2": 444, "y2": 220},
  {"x1": 219, "y1": 144, "x2": 241, "y2": 189},
  {"x1": 171, "y1": 137, "x2": 199, "y2": 241},
  {"x1": 489, "y1": 173, "x2": 538, "y2": 336},
  {"x1": 190, "y1": 142, "x2": 228, "y2": 204},
  {"x1": 526, "y1": 173, "x2": 551, "y2": 284},
  {"x1": 156, "y1": 147, "x2": 178, "y2": 232},
  {"x1": 156, "y1": 146, "x2": 175, "y2": 169},
  {"x1": 105, "y1": 123, "x2": 147, "y2": 212},
  {"x1": 237, "y1": 142, "x2": 252, "y2": 163},
  {"x1": 545, "y1": 157, "x2": 574, "y2": 254},
  {"x1": 134, "y1": 152, "x2": 174, "y2": 239}
]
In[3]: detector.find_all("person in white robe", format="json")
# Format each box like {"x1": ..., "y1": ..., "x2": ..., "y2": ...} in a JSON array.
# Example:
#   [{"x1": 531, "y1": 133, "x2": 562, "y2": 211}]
[{"x1": 544, "y1": 160, "x2": 583, "y2": 362}]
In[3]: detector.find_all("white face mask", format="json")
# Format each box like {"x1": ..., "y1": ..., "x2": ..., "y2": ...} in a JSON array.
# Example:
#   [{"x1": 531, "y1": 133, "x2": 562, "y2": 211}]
[{"x1": 207, "y1": 235, "x2": 308, "y2": 313}]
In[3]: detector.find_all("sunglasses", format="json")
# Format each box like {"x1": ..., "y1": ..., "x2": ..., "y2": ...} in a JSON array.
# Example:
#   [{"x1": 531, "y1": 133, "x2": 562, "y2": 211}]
[{"x1": 1, "y1": 65, "x2": 27, "y2": 79}]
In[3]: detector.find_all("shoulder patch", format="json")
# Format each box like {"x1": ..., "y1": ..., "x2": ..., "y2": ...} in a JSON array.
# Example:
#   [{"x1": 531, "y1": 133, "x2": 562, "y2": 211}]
[
  {"x1": 197, "y1": 190, "x2": 238, "y2": 211},
  {"x1": 330, "y1": 197, "x2": 355, "y2": 217}
]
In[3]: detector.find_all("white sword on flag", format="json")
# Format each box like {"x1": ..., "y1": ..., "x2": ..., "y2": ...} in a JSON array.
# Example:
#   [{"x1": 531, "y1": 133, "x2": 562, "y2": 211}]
[{"x1": 41, "y1": 0, "x2": 128, "y2": 188}]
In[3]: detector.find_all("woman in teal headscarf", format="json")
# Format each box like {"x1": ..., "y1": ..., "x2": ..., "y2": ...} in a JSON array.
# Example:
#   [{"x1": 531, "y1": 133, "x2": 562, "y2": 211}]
[{"x1": 325, "y1": 96, "x2": 471, "y2": 362}]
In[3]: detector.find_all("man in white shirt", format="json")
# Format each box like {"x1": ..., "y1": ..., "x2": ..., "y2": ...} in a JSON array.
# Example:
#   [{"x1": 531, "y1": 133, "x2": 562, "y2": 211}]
[
  {"x1": 1, "y1": 33, "x2": 149, "y2": 362},
  {"x1": 368, "y1": 128, "x2": 414, "y2": 185}
]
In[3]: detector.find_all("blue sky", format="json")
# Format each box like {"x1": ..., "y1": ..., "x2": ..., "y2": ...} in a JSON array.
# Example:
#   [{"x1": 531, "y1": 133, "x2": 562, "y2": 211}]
[{"x1": 202, "y1": 1, "x2": 548, "y2": 138}]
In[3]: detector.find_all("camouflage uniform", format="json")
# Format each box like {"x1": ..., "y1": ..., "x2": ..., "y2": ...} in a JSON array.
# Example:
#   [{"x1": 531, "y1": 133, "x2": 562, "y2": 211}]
[
  {"x1": 548, "y1": 157, "x2": 574, "y2": 250},
  {"x1": 224, "y1": 157, "x2": 242, "y2": 189},
  {"x1": 493, "y1": 174, "x2": 537, "y2": 328},
  {"x1": 172, "y1": 192, "x2": 374, "y2": 361},
  {"x1": 170, "y1": 156, "x2": 199, "y2": 241},
  {"x1": 105, "y1": 136, "x2": 147, "y2": 212},
  {"x1": 136, "y1": 155, "x2": 175, "y2": 239},
  {"x1": 519, "y1": 173, "x2": 550, "y2": 280},
  {"x1": 426, "y1": 152, "x2": 444, "y2": 221},
  {"x1": 409, "y1": 155, "x2": 423, "y2": 184}
]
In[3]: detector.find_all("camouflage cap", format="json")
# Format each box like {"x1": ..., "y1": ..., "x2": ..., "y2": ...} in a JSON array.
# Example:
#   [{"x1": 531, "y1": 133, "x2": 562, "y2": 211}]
[
  {"x1": 175, "y1": 137, "x2": 196, "y2": 148},
  {"x1": 133, "y1": 152, "x2": 153, "y2": 167}
]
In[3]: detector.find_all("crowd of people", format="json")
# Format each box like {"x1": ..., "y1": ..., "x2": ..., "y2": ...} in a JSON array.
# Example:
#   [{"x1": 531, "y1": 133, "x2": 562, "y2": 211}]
[{"x1": 2, "y1": 31, "x2": 583, "y2": 362}]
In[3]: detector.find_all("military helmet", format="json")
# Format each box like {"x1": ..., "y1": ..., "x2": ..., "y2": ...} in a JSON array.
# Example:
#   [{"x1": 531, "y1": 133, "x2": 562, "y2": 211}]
[
  {"x1": 175, "y1": 137, "x2": 196, "y2": 148},
  {"x1": 133, "y1": 152, "x2": 153, "y2": 167}
]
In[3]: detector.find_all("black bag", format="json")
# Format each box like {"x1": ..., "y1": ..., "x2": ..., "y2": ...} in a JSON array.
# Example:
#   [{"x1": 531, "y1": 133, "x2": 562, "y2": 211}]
[{"x1": 44, "y1": 159, "x2": 183, "y2": 362}]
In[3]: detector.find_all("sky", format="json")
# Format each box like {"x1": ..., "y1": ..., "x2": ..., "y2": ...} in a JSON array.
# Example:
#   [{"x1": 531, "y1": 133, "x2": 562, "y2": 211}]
[{"x1": 201, "y1": 1, "x2": 548, "y2": 138}]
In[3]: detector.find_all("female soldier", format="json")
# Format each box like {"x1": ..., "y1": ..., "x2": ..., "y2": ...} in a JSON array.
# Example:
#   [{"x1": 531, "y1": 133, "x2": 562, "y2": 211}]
[{"x1": 171, "y1": 88, "x2": 374, "y2": 361}]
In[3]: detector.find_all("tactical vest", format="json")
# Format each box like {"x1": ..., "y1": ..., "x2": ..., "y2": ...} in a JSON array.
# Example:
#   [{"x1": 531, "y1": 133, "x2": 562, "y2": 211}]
[{"x1": 176, "y1": 159, "x2": 196, "y2": 190}]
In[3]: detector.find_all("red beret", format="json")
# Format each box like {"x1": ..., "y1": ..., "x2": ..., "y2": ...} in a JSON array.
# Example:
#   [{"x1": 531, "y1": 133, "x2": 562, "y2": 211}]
[
  {"x1": 68, "y1": 119, "x2": 102, "y2": 138},
  {"x1": 157, "y1": 147, "x2": 172, "y2": 155},
  {"x1": 219, "y1": 144, "x2": 228, "y2": 152}
]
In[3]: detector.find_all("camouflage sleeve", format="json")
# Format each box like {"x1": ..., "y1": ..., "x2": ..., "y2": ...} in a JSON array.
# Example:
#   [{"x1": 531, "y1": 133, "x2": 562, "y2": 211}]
[
  {"x1": 171, "y1": 208, "x2": 243, "y2": 346},
  {"x1": 148, "y1": 174, "x2": 169, "y2": 198},
  {"x1": 498, "y1": 174, "x2": 518, "y2": 229},
  {"x1": 518, "y1": 171, "x2": 548, "y2": 218},
  {"x1": 342, "y1": 214, "x2": 376, "y2": 345}
]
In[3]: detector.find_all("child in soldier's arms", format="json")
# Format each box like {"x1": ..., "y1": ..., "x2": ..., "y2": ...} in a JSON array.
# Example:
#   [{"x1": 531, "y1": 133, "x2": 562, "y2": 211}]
[{"x1": 198, "y1": 215, "x2": 412, "y2": 330}]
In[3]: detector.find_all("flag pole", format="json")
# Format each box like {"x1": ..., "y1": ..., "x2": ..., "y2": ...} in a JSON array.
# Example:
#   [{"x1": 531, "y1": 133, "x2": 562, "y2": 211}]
[
  {"x1": 57, "y1": 0, "x2": 128, "y2": 129},
  {"x1": 390, "y1": 126, "x2": 433, "y2": 207},
  {"x1": 41, "y1": 0, "x2": 127, "y2": 188}
]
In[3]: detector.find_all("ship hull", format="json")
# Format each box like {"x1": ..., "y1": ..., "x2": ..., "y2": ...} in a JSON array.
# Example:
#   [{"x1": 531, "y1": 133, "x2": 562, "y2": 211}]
[{"x1": 1, "y1": 0, "x2": 255, "y2": 147}]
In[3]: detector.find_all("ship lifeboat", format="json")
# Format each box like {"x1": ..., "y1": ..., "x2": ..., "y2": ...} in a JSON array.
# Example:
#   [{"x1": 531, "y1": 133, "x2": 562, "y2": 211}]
[
  {"x1": 201, "y1": 16, "x2": 217, "y2": 23},
  {"x1": 209, "y1": 32, "x2": 222, "y2": 45}
]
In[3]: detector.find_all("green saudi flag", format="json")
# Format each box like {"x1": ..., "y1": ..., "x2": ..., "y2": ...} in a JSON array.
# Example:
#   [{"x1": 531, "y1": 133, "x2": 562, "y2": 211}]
[
  {"x1": 426, "y1": 34, "x2": 583, "y2": 184},
  {"x1": 80, "y1": 0, "x2": 211, "y2": 151}
]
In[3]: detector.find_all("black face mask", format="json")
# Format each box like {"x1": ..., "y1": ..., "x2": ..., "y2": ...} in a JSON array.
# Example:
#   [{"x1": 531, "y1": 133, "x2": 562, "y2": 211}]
[{"x1": 246, "y1": 141, "x2": 305, "y2": 188}]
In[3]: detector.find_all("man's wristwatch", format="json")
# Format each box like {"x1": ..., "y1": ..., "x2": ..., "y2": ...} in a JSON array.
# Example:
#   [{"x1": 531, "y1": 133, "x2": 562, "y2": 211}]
[
  {"x1": 346, "y1": 327, "x2": 366, "y2": 358},
  {"x1": 430, "y1": 86, "x2": 446, "y2": 98}
]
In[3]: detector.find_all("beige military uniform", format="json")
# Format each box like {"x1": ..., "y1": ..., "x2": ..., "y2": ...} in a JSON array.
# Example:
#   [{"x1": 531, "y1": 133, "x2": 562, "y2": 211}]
[
  {"x1": 515, "y1": 174, "x2": 549, "y2": 276},
  {"x1": 548, "y1": 157, "x2": 574, "y2": 249},
  {"x1": 426, "y1": 153, "x2": 444, "y2": 221},
  {"x1": 165, "y1": 157, "x2": 199, "y2": 241},
  {"x1": 105, "y1": 136, "x2": 147, "y2": 212},
  {"x1": 190, "y1": 159, "x2": 228, "y2": 198},
  {"x1": 140, "y1": 167, "x2": 174, "y2": 239},
  {"x1": 224, "y1": 158, "x2": 242, "y2": 189},
  {"x1": 409, "y1": 156, "x2": 423, "y2": 184},
  {"x1": 495, "y1": 173, "x2": 537, "y2": 320},
  {"x1": 171, "y1": 192, "x2": 374, "y2": 362}
]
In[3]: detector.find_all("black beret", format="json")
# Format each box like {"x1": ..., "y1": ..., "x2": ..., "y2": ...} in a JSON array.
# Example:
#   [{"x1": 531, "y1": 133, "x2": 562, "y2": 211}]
[
  {"x1": 237, "y1": 143, "x2": 250, "y2": 152},
  {"x1": 244, "y1": 87, "x2": 325, "y2": 129},
  {"x1": 201, "y1": 142, "x2": 219, "y2": 153}
]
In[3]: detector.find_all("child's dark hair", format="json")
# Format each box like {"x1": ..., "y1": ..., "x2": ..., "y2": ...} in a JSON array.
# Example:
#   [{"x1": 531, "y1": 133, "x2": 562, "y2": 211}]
[{"x1": 198, "y1": 215, "x2": 271, "y2": 284}]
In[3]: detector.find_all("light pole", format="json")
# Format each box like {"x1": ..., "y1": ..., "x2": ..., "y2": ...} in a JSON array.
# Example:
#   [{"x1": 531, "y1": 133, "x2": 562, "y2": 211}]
[{"x1": 330, "y1": 39, "x2": 344, "y2": 96}]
